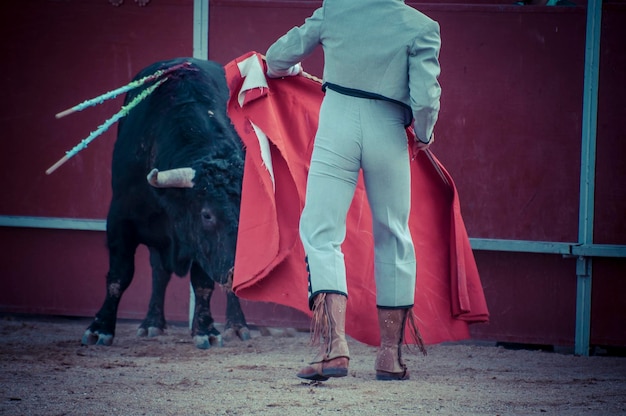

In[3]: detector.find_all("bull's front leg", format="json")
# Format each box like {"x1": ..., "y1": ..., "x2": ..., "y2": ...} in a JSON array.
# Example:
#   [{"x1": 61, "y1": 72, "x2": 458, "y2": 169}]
[
  {"x1": 189, "y1": 262, "x2": 222, "y2": 349},
  {"x1": 223, "y1": 291, "x2": 251, "y2": 341},
  {"x1": 82, "y1": 238, "x2": 137, "y2": 346}
]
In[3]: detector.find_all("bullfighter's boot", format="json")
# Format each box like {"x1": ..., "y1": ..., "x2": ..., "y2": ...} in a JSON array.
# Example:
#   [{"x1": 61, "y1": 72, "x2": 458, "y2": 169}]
[
  {"x1": 297, "y1": 293, "x2": 350, "y2": 381},
  {"x1": 375, "y1": 308, "x2": 427, "y2": 381}
]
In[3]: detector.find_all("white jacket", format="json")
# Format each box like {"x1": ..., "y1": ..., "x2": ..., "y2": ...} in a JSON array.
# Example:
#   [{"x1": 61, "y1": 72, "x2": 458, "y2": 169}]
[{"x1": 266, "y1": 0, "x2": 441, "y2": 142}]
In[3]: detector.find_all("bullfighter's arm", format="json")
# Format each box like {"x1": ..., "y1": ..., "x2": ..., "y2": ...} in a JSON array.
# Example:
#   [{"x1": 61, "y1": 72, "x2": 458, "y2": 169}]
[
  {"x1": 408, "y1": 20, "x2": 442, "y2": 145},
  {"x1": 265, "y1": 7, "x2": 324, "y2": 78}
]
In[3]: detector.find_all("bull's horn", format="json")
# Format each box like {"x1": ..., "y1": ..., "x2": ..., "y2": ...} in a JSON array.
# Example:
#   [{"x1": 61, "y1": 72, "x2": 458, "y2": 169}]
[{"x1": 147, "y1": 168, "x2": 196, "y2": 188}]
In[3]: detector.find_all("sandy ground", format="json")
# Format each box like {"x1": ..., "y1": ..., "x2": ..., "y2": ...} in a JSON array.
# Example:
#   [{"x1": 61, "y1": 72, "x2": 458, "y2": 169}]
[{"x1": 0, "y1": 315, "x2": 625, "y2": 416}]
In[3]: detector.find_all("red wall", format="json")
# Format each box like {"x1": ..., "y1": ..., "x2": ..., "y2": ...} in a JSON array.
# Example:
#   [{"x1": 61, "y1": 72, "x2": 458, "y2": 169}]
[
  {"x1": 1, "y1": 0, "x2": 624, "y2": 347},
  {"x1": 0, "y1": 1, "x2": 193, "y2": 325}
]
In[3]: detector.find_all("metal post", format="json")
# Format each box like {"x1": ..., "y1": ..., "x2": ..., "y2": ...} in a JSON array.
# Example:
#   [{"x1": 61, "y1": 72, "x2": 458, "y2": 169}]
[
  {"x1": 575, "y1": 257, "x2": 592, "y2": 356},
  {"x1": 575, "y1": 0, "x2": 603, "y2": 356},
  {"x1": 193, "y1": 0, "x2": 209, "y2": 60},
  {"x1": 189, "y1": 0, "x2": 210, "y2": 328}
]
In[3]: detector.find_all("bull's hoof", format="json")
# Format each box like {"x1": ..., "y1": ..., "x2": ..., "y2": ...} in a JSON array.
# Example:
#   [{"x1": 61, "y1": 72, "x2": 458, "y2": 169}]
[
  {"x1": 137, "y1": 326, "x2": 164, "y2": 338},
  {"x1": 223, "y1": 326, "x2": 252, "y2": 342},
  {"x1": 222, "y1": 327, "x2": 236, "y2": 342},
  {"x1": 237, "y1": 326, "x2": 252, "y2": 341},
  {"x1": 81, "y1": 329, "x2": 114, "y2": 346},
  {"x1": 193, "y1": 333, "x2": 224, "y2": 349}
]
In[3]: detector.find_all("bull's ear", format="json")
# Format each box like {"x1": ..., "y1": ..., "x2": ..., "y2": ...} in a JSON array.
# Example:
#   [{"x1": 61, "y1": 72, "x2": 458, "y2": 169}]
[{"x1": 147, "y1": 168, "x2": 196, "y2": 188}]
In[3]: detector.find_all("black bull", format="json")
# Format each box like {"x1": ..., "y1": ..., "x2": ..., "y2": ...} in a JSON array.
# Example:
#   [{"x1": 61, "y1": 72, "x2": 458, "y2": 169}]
[{"x1": 82, "y1": 58, "x2": 251, "y2": 349}]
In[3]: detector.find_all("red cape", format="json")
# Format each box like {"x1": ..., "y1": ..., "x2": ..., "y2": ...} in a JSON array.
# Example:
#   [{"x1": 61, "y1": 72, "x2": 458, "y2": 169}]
[{"x1": 225, "y1": 52, "x2": 488, "y2": 346}]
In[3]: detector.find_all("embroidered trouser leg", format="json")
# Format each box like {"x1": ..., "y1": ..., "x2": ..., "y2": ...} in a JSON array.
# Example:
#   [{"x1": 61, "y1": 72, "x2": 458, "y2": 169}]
[
  {"x1": 360, "y1": 108, "x2": 416, "y2": 309},
  {"x1": 300, "y1": 90, "x2": 416, "y2": 309}
]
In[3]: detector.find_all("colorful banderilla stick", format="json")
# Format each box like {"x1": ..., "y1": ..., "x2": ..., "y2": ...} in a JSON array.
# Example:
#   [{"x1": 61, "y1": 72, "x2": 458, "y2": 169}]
[
  {"x1": 46, "y1": 77, "x2": 169, "y2": 175},
  {"x1": 54, "y1": 62, "x2": 190, "y2": 119}
]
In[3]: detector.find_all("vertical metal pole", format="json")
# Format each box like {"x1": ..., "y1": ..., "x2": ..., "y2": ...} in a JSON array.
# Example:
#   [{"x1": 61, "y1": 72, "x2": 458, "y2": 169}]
[
  {"x1": 189, "y1": 0, "x2": 210, "y2": 328},
  {"x1": 193, "y1": 0, "x2": 209, "y2": 60},
  {"x1": 575, "y1": 0, "x2": 602, "y2": 356}
]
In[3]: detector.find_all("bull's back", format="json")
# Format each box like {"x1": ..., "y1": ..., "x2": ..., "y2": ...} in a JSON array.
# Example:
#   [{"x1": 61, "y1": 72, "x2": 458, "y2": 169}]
[{"x1": 110, "y1": 57, "x2": 232, "y2": 191}]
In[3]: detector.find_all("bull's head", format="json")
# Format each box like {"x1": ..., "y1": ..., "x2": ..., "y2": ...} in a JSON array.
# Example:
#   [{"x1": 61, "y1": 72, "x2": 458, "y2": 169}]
[{"x1": 147, "y1": 159, "x2": 242, "y2": 287}]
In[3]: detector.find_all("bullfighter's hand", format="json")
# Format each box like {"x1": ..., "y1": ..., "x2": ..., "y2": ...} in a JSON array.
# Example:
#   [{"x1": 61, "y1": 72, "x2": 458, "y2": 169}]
[
  {"x1": 266, "y1": 63, "x2": 303, "y2": 78},
  {"x1": 408, "y1": 125, "x2": 434, "y2": 154},
  {"x1": 413, "y1": 133, "x2": 434, "y2": 152}
]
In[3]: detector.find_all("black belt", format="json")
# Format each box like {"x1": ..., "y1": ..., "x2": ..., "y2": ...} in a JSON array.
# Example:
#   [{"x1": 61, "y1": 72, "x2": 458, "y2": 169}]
[{"x1": 322, "y1": 82, "x2": 412, "y2": 127}]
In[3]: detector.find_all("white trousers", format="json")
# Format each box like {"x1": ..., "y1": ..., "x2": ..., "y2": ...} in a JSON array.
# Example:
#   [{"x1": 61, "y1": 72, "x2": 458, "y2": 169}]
[{"x1": 300, "y1": 90, "x2": 417, "y2": 309}]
